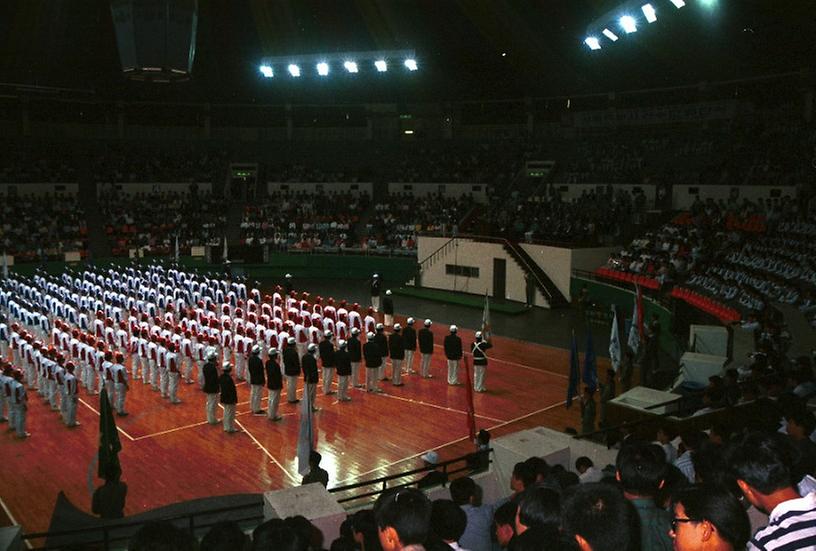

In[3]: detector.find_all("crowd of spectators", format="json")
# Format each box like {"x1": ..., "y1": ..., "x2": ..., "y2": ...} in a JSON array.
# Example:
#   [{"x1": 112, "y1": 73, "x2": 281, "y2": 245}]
[
  {"x1": 100, "y1": 190, "x2": 226, "y2": 256},
  {"x1": 92, "y1": 146, "x2": 228, "y2": 184},
  {"x1": 0, "y1": 147, "x2": 77, "y2": 183},
  {"x1": 365, "y1": 194, "x2": 474, "y2": 250},
  {"x1": 240, "y1": 192, "x2": 368, "y2": 251},
  {"x1": 0, "y1": 193, "x2": 87, "y2": 260},
  {"x1": 606, "y1": 195, "x2": 816, "y2": 321},
  {"x1": 385, "y1": 143, "x2": 520, "y2": 186},
  {"x1": 475, "y1": 187, "x2": 639, "y2": 245}
]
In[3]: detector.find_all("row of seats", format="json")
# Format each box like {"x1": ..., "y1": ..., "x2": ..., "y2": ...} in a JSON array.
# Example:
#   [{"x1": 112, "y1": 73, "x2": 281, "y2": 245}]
[
  {"x1": 670, "y1": 286, "x2": 741, "y2": 324},
  {"x1": 594, "y1": 266, "x2": 661, "y2": 290}
]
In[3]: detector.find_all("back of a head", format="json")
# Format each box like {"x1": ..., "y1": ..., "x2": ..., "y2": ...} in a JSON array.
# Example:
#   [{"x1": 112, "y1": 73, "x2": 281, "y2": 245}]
[
  {"x1": 513, "y1": 461, "x2": 537, "y2": 490},
  {"x1": 430, "y1": 499, "x2": 467, "y2": 543},
  {"x1": 200, "y1": 521, "x2": 248, "y2": 551},
  {"x1": 374, "y1": 488, "x2": 432, "y2": 547},
  {"x1": 561, "y1": 483, "x2": 634, "y2": 551},
  {"x1": 725, "y1": 431, "x2": 799, "y2": 495},
  {"x1": 449, "y1": 476, "x2": 477, "y2": 506},
  {"x1": 129, "y1": 521, "x2": 197, "y2": 551},
  {"x1": 284, "y1": 515, "x2": 322, "y2": 551},
  {"x1": 524, "y1": 456, "x2": 550, "y2": 482},
  {"x1": 518, "y1": 487, "x2": 561, "y2": 532},
  {"x1": 615, "y1": 441, "x2": 667, "y2": 497},
  {"x1": 671, "y1": 485, "x2": 751, "y2": 550},
  {"x1": 252, "y1": 519, "x2": 308, "y2": 551}
]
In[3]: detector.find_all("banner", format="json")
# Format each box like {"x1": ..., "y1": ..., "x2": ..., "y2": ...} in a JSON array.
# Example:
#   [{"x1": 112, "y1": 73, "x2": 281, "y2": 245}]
[
  {"x1": 98, "y1": 388, "x2": 122, "y2": 479},
  {"x1": 463, "y1": 356, "x2": 477, "y2": 441},
  {"x1": 566, "y1": 332, "x2": 579, "y2": 409},
  {"x1": 481, "y1": 291, "x2": 491, "y2": 340},
  {"x1": 609, "y1": 305, "x2": 621, "y2": 372},
  {"x1": 296, "y1": 384, "x2": 314, "y2": 476}
]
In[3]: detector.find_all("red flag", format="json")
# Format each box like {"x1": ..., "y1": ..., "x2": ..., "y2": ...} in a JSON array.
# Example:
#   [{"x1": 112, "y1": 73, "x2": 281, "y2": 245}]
[{"x1": 463, "y1": 356, "x2": 477, "y2": 442}]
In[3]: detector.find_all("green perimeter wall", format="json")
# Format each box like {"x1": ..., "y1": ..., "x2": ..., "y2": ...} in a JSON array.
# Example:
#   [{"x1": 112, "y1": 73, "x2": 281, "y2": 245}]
[
  {"x1": 571, "y1": 276, "x2": 682, "y2": 360},
  {"x1": 8, "y1": 253, "x2": 418, "y2": 284}
]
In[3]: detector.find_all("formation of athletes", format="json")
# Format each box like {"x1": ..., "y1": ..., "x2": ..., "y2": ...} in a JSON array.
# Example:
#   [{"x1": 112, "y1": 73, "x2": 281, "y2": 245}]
[{"x1": 0, "y1": 265, "x2": 493, "y2": 438}]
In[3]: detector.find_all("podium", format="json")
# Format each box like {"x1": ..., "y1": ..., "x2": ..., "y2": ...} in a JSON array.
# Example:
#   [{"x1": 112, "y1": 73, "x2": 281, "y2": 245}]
[
  {"x1": 263, "y1": 483, "x2": 346, "y2": 544},
  {"x1": 606, "y1": 386, "x2": 681, "y2": 429},
  {"x1": 675, "y1": 352, "x2": 727, "y2": 387}
]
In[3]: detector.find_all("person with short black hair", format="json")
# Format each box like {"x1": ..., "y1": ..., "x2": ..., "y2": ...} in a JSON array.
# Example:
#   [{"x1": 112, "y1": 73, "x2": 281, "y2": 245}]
[
  {"x1": 449, "y1": 477, "x2": 493, "y2": 551},
  {"x1": 616, "y1": 441, "x2": 672, "y2": 551},
  {"x1": 493, "y1": 501, "x2": 518, "y2": 549},
  {"x1": 726, "y1": 431, "x2": 816, "y2": 550},
  {"x1": 91, "y1": 464, "x2": 127, "y2": 520},
  {"x1": 430, "y1": 499, "x2": 468, "y2": 549},
  {"x1": 302, "y1": 450, "x2": 329, "y2": 488},
  {"x1": 561, "y1": 482, "x2": 636, "y2": 551},
  {"x1": 669, "y1": 485, "x2": 750, "y2": 551},
  {"x1": 129, "y1": 520, "x2": 197, "y2": 551},
  {"x1": 511, "y1": 462, "x2": 536, "y2": 499},
  {"x1": 200, "y1": 520, "x2": 249, "y2": 551},
  {"x1": 374, "y1": 488, "x2": 432, "y2": 551},
  {"x1": 252, "y1": 518, "x2": 309, "y2": 551},
  {"x1": 524, "y1": 456, "x2": 550, "y2": 485},
  {"x1": 675, "y1": 431, "x2": 707, "y2": 483},
  {"x1": 516, "y1": 487, "x2": 560, "y2": 535},
  {"x1": 575, "y1": 457, "x2": 602, "y2": 483}
]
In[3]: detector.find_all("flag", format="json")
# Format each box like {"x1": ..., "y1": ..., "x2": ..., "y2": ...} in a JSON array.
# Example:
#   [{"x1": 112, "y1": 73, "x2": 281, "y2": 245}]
[
  {"x1": 463, "y1": 356, "x2": 477, "y2": 442},
  {"x1": 628, "y1": 284, "x2": 644, "y2": 354},
  {"x1": 583, "y1": 325, "x2": 598, "y2": 393},
  {"x1": 222, "y1": 235, "x2": 229, "y2": 262},
  {"x1": 1, "y1": 251, "x2": 7, "y2": 280},
  {"x1": 609, "y1": 305, "x2": 621, "y2": 372},
  {"x1": 566, "y1": 332, "x2": 579, "y2": 408},
  {"x1": 174, "y1": 234, "x2": 179, "y2": 263},
  {"x1": 98, "y1": 388, "x2": 122, "y2": 479},
  {"x1": 480, "y1": 291, "x2": 491, "y2": 341},
  {"x1": 296, "y1": 384, "x2": 315, "y2": 476}
]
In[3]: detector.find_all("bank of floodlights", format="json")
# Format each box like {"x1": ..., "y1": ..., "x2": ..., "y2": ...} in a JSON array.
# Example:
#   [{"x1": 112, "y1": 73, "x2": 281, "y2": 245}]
[
  {"x1": 584, "y1": 0, "x2": 689, "y2": 50},
  {"x1": 258, "y1": 49, "x2": 417, "y2": 79}
]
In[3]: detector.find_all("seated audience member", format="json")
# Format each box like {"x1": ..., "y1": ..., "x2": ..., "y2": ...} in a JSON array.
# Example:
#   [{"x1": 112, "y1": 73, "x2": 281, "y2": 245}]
[
  {"x1": 449, "y1": 477, "x2": 493, "y2": 551},
  {"x1": 200, "y1": 520, "x2": 249, "y2": 551},
  {"x1": 524, "y1": 456, "x2": 551, "y2": 486},
  {"x1": 351, "y1": 509, "x2": 384, "y2": 551},
  {"x1": 616, "y1": 441, "x2": 673, "y2": 551},
  {"x1": 727, "y1": 431, "x2": 816, "y2": 549},
  {"x1": 676, "y1": 431, "x2": 708, "y2": 483},
  {"x1": 374, "y1": 488, "x2": 432, "y2": 551},
  {"x1": 784, "y1": 407, "x2": 816, "y2": 478},
  {"x1": 509, "y1": 461, "x2": 537, "y2": 501},
  {"x1": 466, "y1": 429, "x2": 491, "y2": 472},
  {"x1": 561, "y1": 482, "x2": 637, "y2": 551},
  {"x1": 417, "y1": 451, "x2": 448, "y2": 489},
  {"x1": 430, "y1": 499, "x2": 468, "y2": 550},
  {"x1": 128, "y1": 520, "x2": 198, "y2": 551},
  {"x1": 513, "y1": 486, "x2": 562, "y2": 548},
  {"x1": 575, "y1": 457, "x2": 603, "y2": 483},
  {"x1": 252, "y1": 518, "x2": 309, "y2": 551},
  {"x1": 669, "y1": 485, "x2": 751, "y2": 551},
  {"x1": 493, "y1": 501, "x2": 518, "y2": 549},
  {"x1": 285, "y1": 515, "x2": 324, "y2": 551}
]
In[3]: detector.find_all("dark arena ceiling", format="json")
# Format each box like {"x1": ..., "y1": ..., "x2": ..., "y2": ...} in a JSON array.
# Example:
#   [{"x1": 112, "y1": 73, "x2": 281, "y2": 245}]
[{"x1": 0, "y1": 0, "x2": 813, "y2": 104}]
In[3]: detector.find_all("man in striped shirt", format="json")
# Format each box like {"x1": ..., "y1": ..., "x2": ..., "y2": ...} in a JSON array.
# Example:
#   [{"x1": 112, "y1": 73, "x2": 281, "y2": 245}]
[{"x1": 728, "y1": 431, "x2": 816, "y2": 550}]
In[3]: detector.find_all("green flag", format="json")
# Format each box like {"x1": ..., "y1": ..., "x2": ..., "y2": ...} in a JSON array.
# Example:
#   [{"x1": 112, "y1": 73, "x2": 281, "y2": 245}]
[{"x1": 98, "y1": 388, "x2": 122, "y2": 479}]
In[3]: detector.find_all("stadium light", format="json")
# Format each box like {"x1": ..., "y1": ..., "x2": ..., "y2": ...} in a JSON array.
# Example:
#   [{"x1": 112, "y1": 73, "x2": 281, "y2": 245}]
[
  {"x1": 316, "y1": 62, "x2": 329, "y2": 76},
  {"x1": 669, "y1": 0, "x2": 685, "y2": 7},
  {"x1": 259, "y1": 65, "x2": 273, "y2": 78},
  {"x1": 374, "y1": 59, "x2": 387, "y2": 72},
  {"x1": 287, "y1": 64, "x2": 301, "y2": 77},
  {"x1": 584, "y1": 37, "x2": 602, "y2": 50},
  {"x1": 642, "y1": 4, "x2": 657, "y2": 23},
  {"x1": 404, "y1": 58, "x2": 418, "y2": 71},
  {"x1": 602, "y1": 28, "x2": 619, "y2": 41},
  {"x1": 343, "y1": 61, "x2": 359, "y2": 73},
  {"x1": 619, "y1": 15, "x2": 637, "y2": 33}
]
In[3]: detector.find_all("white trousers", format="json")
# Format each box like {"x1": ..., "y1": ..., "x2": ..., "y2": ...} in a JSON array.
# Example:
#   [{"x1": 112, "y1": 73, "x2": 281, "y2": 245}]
[
  {"x1": 159, "y1": 368, "x2": 169, "y2": 397},
  {"x1": 366, "y1": 367, "x2": 380, "y2": 391},
  {"x1": 474, "y1": 364, "x2": 487, "y2": 392},
  {"x1": 322, "y1": 368, "x2": 335, "y2": 394},
  {"x1": 420, "y1": 353, "x2": 432, "y2": 377},
  {"x1": 250, "y1": 384, "x2": 263, "y2": 412},
  {"x1": 206, "y1": 393, "x2": 219, "y2": 423},
  {"x1": 267, "y1": 389, "x2": 281, "y2": 419},
  {"x1": 12, "y1": 403, "x2": 26, "y2": 436},
  {"x1": 338, "y1": 376, "x2": 350, "y2": 400},
  {"x1": 405, "y1": 350, "x2": 415, "y2": 373},
  {"x1": 64, "y1": 396, "x2": 78, "y2": 426},
  {"x1": 286, "y1": 375, "x2": 299, "y2": 402},
  {"x1": 115, "y1": 383, "x2": 127, "y2": 413},
  {"x1": 222, "y1": 403, "x2": 237, "y2": 432},
  {"x1": 351, "y1": 362, "x2": 361, "y2": 386},
  {"x1": 372, "y1": 296, "x2": 380, "y2": 311},
  {"x1": 391, "y1": 359, "x2": 403, "y2": 385},
  {"x1": 132, "y1": 356, "x2": 142, "y2": 380},
  {"x1": 447, "y1": 359, "x2": 460, "y2": 385},
  {"x1": 168, "y1": 372, "x2": 180, "y2": 403}
]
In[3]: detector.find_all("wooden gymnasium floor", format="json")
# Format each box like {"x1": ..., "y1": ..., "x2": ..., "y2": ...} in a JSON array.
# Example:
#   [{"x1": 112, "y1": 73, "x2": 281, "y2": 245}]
[{"x1": 0, "y1": 314, "x2": 607, "y2": 536}]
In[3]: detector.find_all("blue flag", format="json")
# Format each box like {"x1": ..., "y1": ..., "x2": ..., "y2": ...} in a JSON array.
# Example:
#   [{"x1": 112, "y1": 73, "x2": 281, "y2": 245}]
[
  {"x1": 583, "y1": 326, "x2": 598, "y2": 393},
  {"x1": 566, "y1": 333, "x2": 579, "y2": 408}
]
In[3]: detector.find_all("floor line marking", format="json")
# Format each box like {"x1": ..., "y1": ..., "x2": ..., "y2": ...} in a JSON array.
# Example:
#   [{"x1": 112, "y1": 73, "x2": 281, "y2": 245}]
[
  {"x1": 233, "y1": 416, "x2": 300, "y2": 486},
  {"x1": 485, "y1": 399, "x2": 567, "y2": 431},
  {"x1": 373, "y1": 391, "x2": 506, "y2": 423},
  {"x1": 132, "y1": 420, "x2": 211, "y2": 441},
  {"x1": 431, "y1": 343, "x2": 568, "y2": 379},
  {"x1": 78, "y1": 398, "x2": 136, "y2": 441}
]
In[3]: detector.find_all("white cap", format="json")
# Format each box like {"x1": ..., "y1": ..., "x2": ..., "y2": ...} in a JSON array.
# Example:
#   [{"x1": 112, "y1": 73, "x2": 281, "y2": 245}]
[
  {"x1": 252, "y1": 344, "x2": 261, "y2": 354},
  {"x1": 376, "y1": 323, "x2": 384, "y2": 330},
  {"x1": 285, "y1": 273, "x2": 292, "y2": 278},
  {"x1": 287, "y1": 337, "x2": 296, "y2": 345},
  {"x1": 222, "y1": 360, "x2": 232, "y2": 371},
  {"x1": 385, "y1": 289, "x2": 392, "y2": 296},
  {"x1": 424, "y1": 319, "x2": 432, "y2": 327},
  {"x1": 366, "y1": 331, "x2": 375, "y2": 339},
  {"x1": 338, "y1": 339, "x2": 347, "y2": 348},
  {"x1": 407, "y1": 317, "x2": 415, "y2": 325},
  {"x1": 393, "y1": 323, "x2": 401, "y2": 331},
  {"x1": 268, "y1": 349, "x2": 278, "y2": 357},
  {"x1": 351, "y1": 327, "x2": 360, "y2": 335},
  {"x1": 307, "y1": 343, "x2": 317, "y2": 352},
  {"x1": 421, "y1": 451, "x2": 439, "y2": 464},
  {"x1": 206, "y1": 349, "x2": 217, "y2": 361},
  {"x1": 324, "y1": 330, "x2": 333, "y2": 338},
  {"x1": 373, "y1": 273, "x2": 379, "y2": 278},
  {"x1": 475, "y1": 331, "x2": 482, "y2": 339},
  {"x1": 450, "y1": 325, "x2": 458, "y2": 333}
]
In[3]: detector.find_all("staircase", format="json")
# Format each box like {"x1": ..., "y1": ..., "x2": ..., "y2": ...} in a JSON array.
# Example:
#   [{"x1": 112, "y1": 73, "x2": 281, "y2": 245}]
[
  {"x1": 77, "y1": 179, "x2": 111, "y2": 260},
  {"x1": 502, "y1": 240, "x2": 569, "y2": 308}
]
